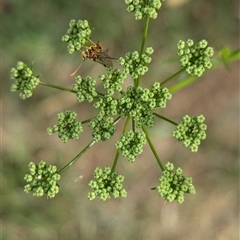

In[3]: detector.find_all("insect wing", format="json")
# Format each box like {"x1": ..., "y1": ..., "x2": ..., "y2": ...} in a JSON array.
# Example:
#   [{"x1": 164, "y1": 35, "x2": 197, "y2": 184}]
[{"x1": 95, "y1": 52, "x2": 113, "y2": 68}]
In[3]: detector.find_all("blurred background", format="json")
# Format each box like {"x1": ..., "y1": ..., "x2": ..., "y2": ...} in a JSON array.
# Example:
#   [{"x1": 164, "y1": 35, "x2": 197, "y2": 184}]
[{"x1": 2, "y1": 0, "x2": 239, "y2": 239}]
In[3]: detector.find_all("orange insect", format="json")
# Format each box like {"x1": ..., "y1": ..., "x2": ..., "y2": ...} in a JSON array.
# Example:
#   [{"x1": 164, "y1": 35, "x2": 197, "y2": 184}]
[{"x1": 71, "y1": 39, "x2": 114, "y2": 76}]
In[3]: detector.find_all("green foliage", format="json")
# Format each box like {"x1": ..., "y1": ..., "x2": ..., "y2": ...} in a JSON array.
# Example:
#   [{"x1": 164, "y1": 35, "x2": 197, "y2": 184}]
[{"x1": 11, "y1": 0, "x2": 239, "y2": 204}]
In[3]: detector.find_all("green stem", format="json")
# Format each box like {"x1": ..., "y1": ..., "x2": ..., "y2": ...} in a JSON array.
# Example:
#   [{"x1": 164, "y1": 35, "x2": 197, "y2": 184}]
[
  {"x1": 142, "y1": 125, "x2": 164, "y2": 171},
  {"x1": 40, "y1": 81, "x2": 76, "y2": 93},
  {"x1": 111, "y1": 149, "x2": 121, "y2": 173},
  {"x1": 132, "y1": 118, "x2": 136, "y2": 132},
  {"x1": 168, "y1": 75, "x2": 195, "y2": 93},
  {"x1": 81, "y1": 117, "x2": 95, "y2": 124},
  {"x1": 219, "y1": 48, "x2": 240, "y2": 64},
  {"x1": 111, "y1": 116, "x2": 131, "y2": 172},
  {"x1": 140, "y1": 15, "x2": 150, "y2": 56},
  {"x1": 160, "y1": 69, "x2": 184, "y2": 86},
  {"x1": 122, "y1": 116, "x2": 131, "y2": 134},
  {"x1": 58, "y1": 140, "x2": 96, "y2": 174},
  {"x1": 135, "y1": 14, "x2": 150, "y2": 87},
  {"x1": 81, "y1": 116, "x2": 121, "y2": 125},
  {"x1": 114, "y1": 116, "x2": 123, "y2": 125},
  {"x1": 154, "y1": 113, "x2": 178, "y2": 126}
]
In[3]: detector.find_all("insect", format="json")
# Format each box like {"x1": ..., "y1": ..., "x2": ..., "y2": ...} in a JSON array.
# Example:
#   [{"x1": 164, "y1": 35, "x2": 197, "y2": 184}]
[{"x1": 71, "y1": 39, "x2": 115, "y2": 76}]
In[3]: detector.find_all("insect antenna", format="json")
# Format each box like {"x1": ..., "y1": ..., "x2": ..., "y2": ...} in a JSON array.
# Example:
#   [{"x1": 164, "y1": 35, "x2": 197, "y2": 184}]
[{"x1": 70, "y1": 59, "x2": 86, "y2": 76}]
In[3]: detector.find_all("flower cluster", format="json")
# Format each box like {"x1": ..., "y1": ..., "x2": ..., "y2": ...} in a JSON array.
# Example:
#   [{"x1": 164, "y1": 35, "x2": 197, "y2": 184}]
[
  {"x1": 88, "y1": 117, "x2": 116, "y2": 142},
  {"x1": 118, "y1": 47, "x2": 154, "y2": 79},
  {"x1": 99, "y1": 68, "x2": 127, "y2": 96},
  {"x1": 24, "y1": 161, "x2": 61, "y2": 198},
  {"x1": 177, "y1": 39, "x2": 214, "y2": 77},
  {"x1": 172, "y1": 115, "x2": 207, "y2": 152},
  {"x1": 94, "y1": 95, "x2": 119, "y2": 119},
  {"x1": 62, "y1": 19, "x2": 91, "y2": 54},
  {"x1": 150, "y1": 82, "x2": 172, "y2": 108},
  {"x1": 72, "y1": 75, "x2": 98, "y2": 102},
  {"x1": 124, "y1": 0, "x2": 164, "y2": 20},
  {"x1": 47, "y1": 110, "x2": 83, "y2": 143},
  {"x1": 115, "y1": 130, "x2": 146, "y2": 162},
  {"x1": 118, "y1": 83, "x2": 172, "y2": 128},
  {"x1": 10, "y1": 61, "x2": 40, "y2": 99},
  {"x1": 156, "y1": 162, "x2": 196, "y2": 204},
  {"x1": 88, "y1": 167, "x2": 127, "y2": 201}
]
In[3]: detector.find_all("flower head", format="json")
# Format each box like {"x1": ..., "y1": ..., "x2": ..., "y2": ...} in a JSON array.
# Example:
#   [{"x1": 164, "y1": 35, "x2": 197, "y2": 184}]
[
  {"x1": 47, "y1": 110, "x2": 83, "y2": 143},
  {"x1": 88, "y1": 167, "x2": 127, "y2": 201},
  {"x1": 10, "y1": 61, "x2": 40, "y2": 99},
  {"x1": 62, "y1": 19, "x2": 92, "y2": 54},
  {"x1": 172, "y1": 115, "x2": 207, "y2": 152},
  {"x1": 156, "y1": 162, "x2": 196, "y2": 203},
  {"x1": 177, "y1": 39, "x2": 214, "y2": 77},
  {"x1": 24, "y1": 161, "x2": 61, "y2": 198}
]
